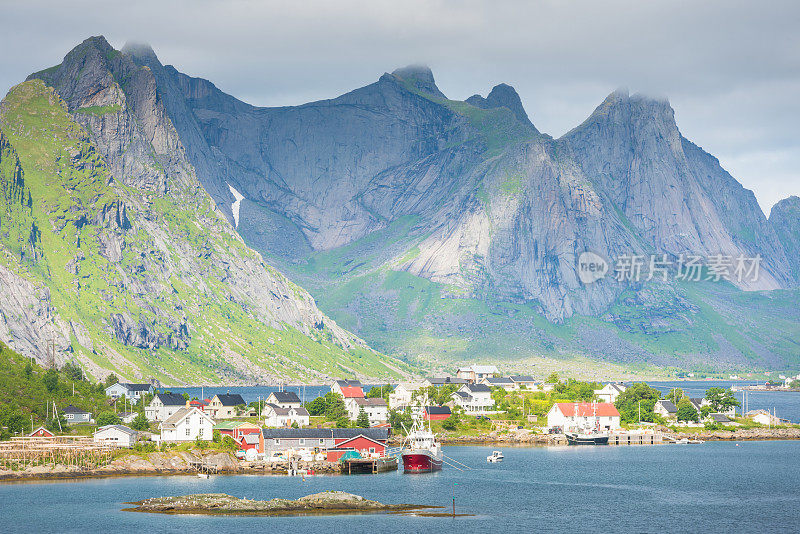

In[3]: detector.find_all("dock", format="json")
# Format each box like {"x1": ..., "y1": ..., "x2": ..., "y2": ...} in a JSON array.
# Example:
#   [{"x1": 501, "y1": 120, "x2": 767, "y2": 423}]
[
  {"x1": 340, "y1": 456, "x2": 399, "y2": 474},
  {"x1": 607, "y1": 431, "x2": 663, "y2": 445}
]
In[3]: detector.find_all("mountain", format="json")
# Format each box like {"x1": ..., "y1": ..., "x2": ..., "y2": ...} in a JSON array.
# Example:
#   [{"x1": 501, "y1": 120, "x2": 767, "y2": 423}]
[
  {"x1": 770, "y1": 196, "x2": 800, "y2": 281},
  {"x1": 2, "y1": 36, "x2": 798, "y2": 378},
  {"x1": 0, "y1": 36, "x2": 410, "y2": 384}
]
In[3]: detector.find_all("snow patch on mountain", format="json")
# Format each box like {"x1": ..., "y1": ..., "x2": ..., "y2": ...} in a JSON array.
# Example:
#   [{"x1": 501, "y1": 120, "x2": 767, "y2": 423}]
[{"x1": 227, "y1": 182, "x2": 245, "y2": 228}]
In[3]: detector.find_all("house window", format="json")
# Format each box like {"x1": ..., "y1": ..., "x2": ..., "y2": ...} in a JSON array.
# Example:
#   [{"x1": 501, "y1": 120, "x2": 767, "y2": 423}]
[
  {"x1": 274, "y1": 439, "x2": 280, "y2": 445},
  {"x1": 186, "y1": 427, "x2": 191, "y2": 436},
  {"x1": 369, "y1": 447, "x2": 376, "y2": 454},
  {"x1": 299, "y1": 439, "x2": 305, "y2": 445},
  {"x1": 319, "y1": 439, "x2": 325, "y2": 445}
]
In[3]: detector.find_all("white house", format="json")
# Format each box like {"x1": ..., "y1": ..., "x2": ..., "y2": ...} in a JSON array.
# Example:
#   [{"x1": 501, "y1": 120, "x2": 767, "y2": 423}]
[
  {"x1": 93, "y1": 425, "x2": 138, "y2": 448},
  {"x1": 207, "y1": 393, "x2": 247, "y2": 419},
  {"x1": 332, "y1": 380, "x2": 364, "y2": 398},
  {"x1": 265, "y1": 391, "x2": 302, "y2": 409},
  {"x1": 159, "y1": 407, "x2": 214, "y2": 442},
  {"x1": 456, "y1": 365, "x2": 499, "y2": 383},
  {"x1": 654, "y1": 399, "x2": 678, "y2": 419},
  {"x1": 594, "y1": 383, "x2": 627, "y2": 404},
  {"x1": 480, "y1": 377, "x2": 517, "y2": 391},
  {"x1": 746, "y1": 409, "x2": 789, "y2": 426},
  {"x1": 263, "y1": 404, "x2": 310, "y2": 427},
  {"x1": 145, "y1": 393, "x2": 186, "y2": 422},
  {"x1": 389, "y1": 381, "x2": 426, "y2": 410},
  {"x1": 105, "y1": 382, "x2": 154, "y2": 401},
  {"x1": 118, "y1": 411, "x2": 138, "y2": 424},
  {"x1": 346, "y1": 398, "x2": 389, "y2": 425},
  {"x1": 451, "y1": 383, "x2": 494, "y2": 413},
  {"x1": 509, "y1": 375, "x2": 538, "y2": 389},
  {"x1": 546, "y1": 402, "x2": 621, "y2": 431}
]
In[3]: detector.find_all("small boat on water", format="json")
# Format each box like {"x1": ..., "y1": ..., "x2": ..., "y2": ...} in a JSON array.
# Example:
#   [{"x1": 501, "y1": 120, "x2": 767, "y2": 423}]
[
  {"x1": 487, "y1": 450, "x2": 504, "y2": 463},
  {"x1": 401, "y1": 415, "x2": 443, "y2": 473},
  {"x1": 197, "y1": 473, "x2": 210, "y2": 479}
]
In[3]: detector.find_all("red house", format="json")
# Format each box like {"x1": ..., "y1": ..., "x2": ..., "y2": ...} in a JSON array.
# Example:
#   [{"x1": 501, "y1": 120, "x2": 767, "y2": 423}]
[
  {"x1": 339, "y1": 386, "x2": 364, "y2": 399},
  {"x1": 326, "y1": 433, "x2": 388, "y2": 461},
  {"x1": 424, "y1": 406, "x2": 451, "y2": 421},
  {"x1": 30, "y1": 426, "x2": 55, "y2": 438}
]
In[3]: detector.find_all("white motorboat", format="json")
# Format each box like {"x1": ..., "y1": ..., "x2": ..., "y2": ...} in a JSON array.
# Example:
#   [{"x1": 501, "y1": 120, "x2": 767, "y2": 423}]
[{"x1": 487, "y1": 450, "x2": 504, "y2": 463}]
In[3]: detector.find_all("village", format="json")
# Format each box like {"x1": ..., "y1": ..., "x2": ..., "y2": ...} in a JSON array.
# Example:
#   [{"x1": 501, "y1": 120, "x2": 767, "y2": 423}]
[{"x1": 4, "y1": 363, "x2": 796, "y2": 479}]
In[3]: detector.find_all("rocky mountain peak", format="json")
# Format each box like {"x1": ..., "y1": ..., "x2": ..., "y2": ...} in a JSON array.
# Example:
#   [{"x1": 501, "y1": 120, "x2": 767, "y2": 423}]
[
  {"x1": 465, "y1": 82, "x2": 536, "y2": 131},
  {"x1": 121, "y1": 41, "x2": 159, "y2": 63},
  {"x1": 770, "y1": 195, "x2": 800, "y2": 280},
  {"x1": 390, "y1": 65, "x2": 446, "y2": 98}
]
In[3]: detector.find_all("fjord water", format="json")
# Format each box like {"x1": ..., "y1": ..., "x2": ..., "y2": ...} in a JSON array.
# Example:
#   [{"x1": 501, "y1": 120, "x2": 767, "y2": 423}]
[{"x1": 2, "y1": 442, "x2": 799, "y2": 533}]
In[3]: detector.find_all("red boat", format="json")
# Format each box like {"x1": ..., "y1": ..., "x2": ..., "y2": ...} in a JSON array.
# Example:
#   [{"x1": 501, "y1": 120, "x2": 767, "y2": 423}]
[{"x1": 401, "y1": 415, "x2": 443, "y2": 473}]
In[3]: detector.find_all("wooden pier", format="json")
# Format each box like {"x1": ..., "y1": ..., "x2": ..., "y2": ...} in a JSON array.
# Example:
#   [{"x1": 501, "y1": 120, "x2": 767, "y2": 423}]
[
  {"x1": 340, "y1": 456, "x2": 399, "y2": 474},
  {"x1": 607, "y1": 431, "x2": 663, "y2": 445}
]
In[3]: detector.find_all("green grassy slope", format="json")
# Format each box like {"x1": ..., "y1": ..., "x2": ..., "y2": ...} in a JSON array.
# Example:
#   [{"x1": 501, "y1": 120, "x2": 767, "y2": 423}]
[{"x1": 0, "y1": 81, "x2": 411, "y2": 384}]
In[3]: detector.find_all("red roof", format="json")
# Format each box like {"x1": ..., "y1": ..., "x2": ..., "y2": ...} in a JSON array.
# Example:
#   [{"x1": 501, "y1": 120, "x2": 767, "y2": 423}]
[
  {"x1": 340, "y1": 386, "x2": 364, "y2": 398},
  {"x1": 555, "y1": 402, "x2": 620, "y2": 417}
]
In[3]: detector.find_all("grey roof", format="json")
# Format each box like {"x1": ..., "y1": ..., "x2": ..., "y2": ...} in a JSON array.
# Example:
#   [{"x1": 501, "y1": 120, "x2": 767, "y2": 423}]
[
  {"x1": 262, "y1": 427, "x2": 389, "y2": 440},
  {"x1": 154, "y1": 393, "x2": 186, "y2": 406},
  {"x1": 269, "y1": 391, "x2": 301, "y2": 403},
  {"x1": 95, "y1": 425, "x2": 137, "y2": 436},
  {"x1": 264, "y1": 403, "x2": 309, "y2": 416},
  {"x1": 351, "y1": 398, "x2": 387, "y2": 407},
  {"x1": 484, "y1": 377, "x2": 514, "y2": 385},
  {"x1": 215, "y1": 393, "x2": 246, "y2": 406},
  {"x1": 453, "y1": 391, "x2": 471, "y2": 399},
  {"x1": 119, "y1": 383, "x2": 153, "y2": 392},
  {"x1": 62, "y1": 405, "x2": 90, "y2": 414},
  {"x1": 160, "y1": 407, "x2": 211, "y2": 429},
  {"x1": 656, "y1": 400, "x2": 678, "y2": 413},
  {"x1": 425, "y1": 406, "x2": 451, "y2": 415},
  {"x1": 466, "y1": 383, "x2": 492, "y2": 393},
  {"x1": 427, "y1": 376, "x2": 468, "y2": 385},
  {"x1": 510, "y1": 375, "x2": 535, "y2": 382},
  {"x1": 709, "y1": 413, "x2": 731, "y2": 423}
]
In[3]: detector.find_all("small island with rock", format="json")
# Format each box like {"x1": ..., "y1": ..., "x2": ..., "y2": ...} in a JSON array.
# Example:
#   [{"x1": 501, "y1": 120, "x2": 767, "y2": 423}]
[{"x1": 123, "y1": 491, "x2": 441, "y2": 516}]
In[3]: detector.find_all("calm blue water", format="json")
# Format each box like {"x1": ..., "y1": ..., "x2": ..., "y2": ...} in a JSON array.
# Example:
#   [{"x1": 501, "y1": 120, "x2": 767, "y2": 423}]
[
  {"x1": 1, "y1": 442, "x2": 799, "y2": 533},
  {"x1": 649, "y1": 381, "x2": 800, "y2": 422}
]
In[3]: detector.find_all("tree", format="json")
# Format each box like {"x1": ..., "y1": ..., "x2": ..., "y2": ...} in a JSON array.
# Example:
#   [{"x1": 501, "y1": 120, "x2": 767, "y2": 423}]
[
  {"x1": 181, "y1": 393, "x2": 190, "y2": 402},
  {"x1": 335, "y1": 416, "x2": 350, "y2": 428},
  {"x1": 666, "y1": 388, "x2": 685, "y2": 404},
  {"x1": 46, "y1": 415, "x2": 68, "y2": 433},
  {"x1": 356, "y1": 408, "x2": 370, "y2": 428},
  {"x1": 0, "y1": 409, "x2": 28, "y2": 434},
  {"x1": 389, "y1": 409, "x2": 413, "y2": 433},
  {"x1": 442, "y1": 414, "x2": 458, "y2": 431},
  {"x1": 614, "y1": 383, "x2": 661, "y2": 424},
  {"x1": 61, "y1": 361, "x2": 84, "y2": 382},
  {"x1": 235, "y1": 403, "x2": 247, "y2": 416},
  {"x1": 305, "y1": 395, "x2": 329, "y2": 416},
  {"x1": 96, "y1": 412, "x2": 122, "y2": 426},
  {"x1": 676, "y1": 398, "x2": 699, "y2": 422},
  {"x1": 42, "y1": 370, "x2": 59, "y2": 392},
  {"x1": 104, "y1": 373, "x2": 119, "y2": 388},
  {"x1": 366, "y1": 385, "x2": 389, "y2": 400},
  {"x1": 23, "y1": 361, "x2": 33, "y2": 378},
  {"x1": 324, "y1": 394, "x2": 348, "y2": 421},
  {"x1": 131, "y1": 413, "x2": 150, "y2": 431},
  {"x1": 545, "y1": 372, "x2": 560, "y2": 384},
  {"x1": 704, "y1": 387, "x2": 739, "y2": 412}
]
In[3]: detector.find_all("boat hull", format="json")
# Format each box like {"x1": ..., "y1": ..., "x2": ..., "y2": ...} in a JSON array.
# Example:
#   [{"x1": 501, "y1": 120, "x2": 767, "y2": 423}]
[
  {"x1": 402, "y1": 451, "x2": 443, "y2": 473},
  {"x1": 566, "y1": 433, "x2": 609, "y2": 445}
]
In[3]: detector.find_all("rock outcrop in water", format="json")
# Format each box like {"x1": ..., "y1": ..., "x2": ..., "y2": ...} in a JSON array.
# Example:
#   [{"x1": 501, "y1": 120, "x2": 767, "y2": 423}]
[{"x1": 125, "y1": 491, "x2": 431, "y2": 516}]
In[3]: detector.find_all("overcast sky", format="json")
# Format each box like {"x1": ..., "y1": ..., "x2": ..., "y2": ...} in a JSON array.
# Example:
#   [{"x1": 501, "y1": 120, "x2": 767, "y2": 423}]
[{"x1": 2, "y1": 0, "x2": 798, "y2": 214}]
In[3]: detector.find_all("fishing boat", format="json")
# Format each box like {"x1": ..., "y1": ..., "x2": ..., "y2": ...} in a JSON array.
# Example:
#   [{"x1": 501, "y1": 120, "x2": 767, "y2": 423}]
[
  {"x1": 565, "y1": 402, "x2": 609, "y2": 445},
  {"x1": 487, "y1": 450, "x2": 504, "y2": 463},
  {"x1": 401, "y1": 414, "x2": 443, "y2": 473}
]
